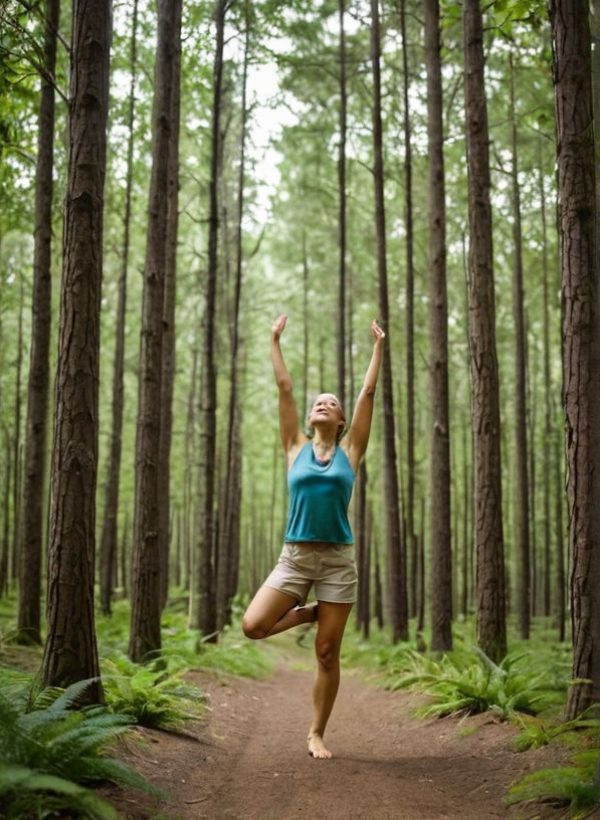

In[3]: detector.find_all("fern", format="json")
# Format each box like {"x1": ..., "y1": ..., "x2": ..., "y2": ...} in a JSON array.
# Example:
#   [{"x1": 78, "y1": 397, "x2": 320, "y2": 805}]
[
  {"x1": 0, "y1": 764, "x2": 119, "y2": 820},
  {"x1": 391, "y1": 646, "x2": 564, "y2": 719},
  {"x1": 101, "y1": 655, "x2": 205, "y2": 730},
  {"x1": 513, "y1": 715, "x2": 600, "y2": 752},
  {"x1": 506, "y1": 749, "x2": 600, "y2": 818}
]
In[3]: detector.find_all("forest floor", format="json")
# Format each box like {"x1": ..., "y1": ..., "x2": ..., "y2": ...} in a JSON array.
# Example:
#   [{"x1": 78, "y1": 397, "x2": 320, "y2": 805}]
[{"x1": 99, "y1": 631, "x2": 573, "y2": 820}]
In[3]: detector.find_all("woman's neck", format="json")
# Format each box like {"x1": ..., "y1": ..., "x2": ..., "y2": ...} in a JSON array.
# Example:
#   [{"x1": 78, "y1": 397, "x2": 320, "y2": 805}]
[{"x1": 312, "y1": 434, "x2": 337, "y2": 452}]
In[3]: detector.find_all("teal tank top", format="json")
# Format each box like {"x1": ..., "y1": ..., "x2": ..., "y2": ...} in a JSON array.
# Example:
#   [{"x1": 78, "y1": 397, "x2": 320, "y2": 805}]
[{"x1": 283, "y1": 442, "x2": 356, "y2": 544}]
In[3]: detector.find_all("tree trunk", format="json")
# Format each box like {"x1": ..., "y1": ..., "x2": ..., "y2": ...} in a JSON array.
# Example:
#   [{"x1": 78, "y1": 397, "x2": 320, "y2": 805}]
[
  {"x1": 12, "y1": 280, "x2": 23, "y2": 587},
  {"x1": 1, "y1": 429, "x2": 11, "y2": 598},
  {"x1": 197, "y1": 0, "x2": 226, "y2": 639},
  {"x1": 184, "y1": 346, "x2": 198, "y2": 599},
  {"x1": 398, "y1": 0, "x2": 417, "y2": 623},
  {"x1": 17, "y1": 0, "x2": 59, "y2": 643},
  {"x1": 337, "y1": 0, "x2": 347, "y2": 411},
  {"x1": 217, "y1": 8, "x2": 249, "y2": 630},
  {"x1": 373, "y1": 532, "x2": 384, "y2": 631},
  {"x1": 157, "y1": 5, "x2": 182, "y2": 614},
  {"x1": 425, "y1": 0, "x2": 452, "y2": 652},
  {"x1": 302, "y1": 232, "x2": 309, "y2": 420},
  {"x1": 550, "y1": 0, "x2": 600, "y2": 717},
  {"x1": 463, "y1": 0, "x2": 507, "y2": 663},
  {"x1": 129, "y1": 0, "x2": 181, "y2": 662},
  {"x1": 40, "y1": 0, "x2": 110, "y2": 698},
  {"x1": 99, "y1": 0, "x2": 138, "y2": 617},
  {"x1": 355, "y1": 461, "x2": 368, "y2": 635},
  {"x1": 509, "y1": 53, "x2": 531, "y2": 640},
  {"x1": 370, "y1": 0, "x2": 408, "y2": 642}
]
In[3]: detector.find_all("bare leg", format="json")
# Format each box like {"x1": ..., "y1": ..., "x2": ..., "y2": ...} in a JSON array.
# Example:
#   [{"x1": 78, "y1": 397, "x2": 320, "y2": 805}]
[
  {"x1": 242, "y1": 585, "x2": 316, "y2": 639},
  {"x1": 308, "y1": 601, "x2": 353, "y2": 760}
]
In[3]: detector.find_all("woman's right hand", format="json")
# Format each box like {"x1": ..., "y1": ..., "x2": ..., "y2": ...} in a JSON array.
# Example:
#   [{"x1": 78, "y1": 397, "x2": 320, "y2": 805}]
[{"x1": 271, "y1": 314, "x2": 288, "y2": 342}]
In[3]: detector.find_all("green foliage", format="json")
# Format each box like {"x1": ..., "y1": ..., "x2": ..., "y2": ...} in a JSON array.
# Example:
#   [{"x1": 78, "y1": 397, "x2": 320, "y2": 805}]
[
  {"x1": 513, "y1": 714, "x2": 600, "y2": 753},
  {"x1": 97, "y1": 599, "x2": 272, "y2": 681},
  {"x1": 506, "y1": 750, "x2": 600, "y2": 818},
  {"x1": 0, "y1": 764, "x2": 119, "y2": 820},
  {"x1": 0, "y1": 677, "x2": 162, "y2": 818},
  {"x1": 390, "y1": 646, "x2": 564, "y2": 720},
  {"x1": 101, "y1": 655, "x2": 205, "y2": 731}
]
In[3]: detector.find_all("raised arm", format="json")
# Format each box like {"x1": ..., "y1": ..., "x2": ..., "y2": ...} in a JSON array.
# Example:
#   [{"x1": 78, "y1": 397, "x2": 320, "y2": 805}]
[
  {"x1": 271, "y1": 315, "x2": 306, "y2": 460},
  {"x1": 345, "y1": 320, "x2": 385, "y2": 472}
]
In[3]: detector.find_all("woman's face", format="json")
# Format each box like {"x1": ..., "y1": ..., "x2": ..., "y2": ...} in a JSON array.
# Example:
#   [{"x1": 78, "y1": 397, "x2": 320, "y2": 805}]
[{"x1": 308, "y1": 394, "x2": 345, "y2": 433}]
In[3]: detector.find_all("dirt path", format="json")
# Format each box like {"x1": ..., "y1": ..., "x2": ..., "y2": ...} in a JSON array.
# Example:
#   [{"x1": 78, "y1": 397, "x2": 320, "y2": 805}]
[{"x1": 103, "y1": 636, "x2": 566, "y2": 819}]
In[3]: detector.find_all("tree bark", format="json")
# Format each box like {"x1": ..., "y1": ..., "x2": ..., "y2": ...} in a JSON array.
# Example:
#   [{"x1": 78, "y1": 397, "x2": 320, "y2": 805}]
[
  {"x1": 355, "y1": 461, "x2": 369, "y2": 635},
  {"x1": 217, "y1": 6, "x2": 249, "y2": 630},
  {"x1": 197, "y1": 0, "x2": 226, "y2": 639},
  {"x1": 17, "y1": 0, "x2": 59, "y2": 642},
  {"x1": 425, "y1": 0, "x2": 452, "y2": 652},
  {"x1": 12, "y1": 280, "x2": 23, "y2": 587},
  {"x1": 99, "y1": 0, "x2": 138, "y2": 617},
  {"x1": 370, "y1": 0, "x2": 408, "y2": 642},
  {"x1": 1, "y1": 429, "x2": 11, "y2": 598},
  {"x1": 509, "y1": 53, "x2": 531, "y2": 640},
  {"x1": 40, "y1": 0, "x2": 110, "y2": 698},
  {"x1": 463, "y1": 0, "x2": 507, "y2": 663},
  {"x1": 550, "y1": 0, "x2": 600, "y2": 717},
  {"x1": 157, "y1": 3, "x2": 182, "y2": 614},
  {"x1": 129, "y1": 0, "x2": 181, "y2": 662},
  {"x1": 398, "y1": 0, "x2": 417, "y2": 623},
  {"x1": 337, "y1": 0, "x2": 347, "y2": 411}
]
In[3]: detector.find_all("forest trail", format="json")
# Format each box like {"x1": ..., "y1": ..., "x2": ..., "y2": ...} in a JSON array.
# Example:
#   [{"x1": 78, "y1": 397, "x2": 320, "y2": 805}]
[{"x1": 102, "y1": 635, "x2": 564, "y2": 820}]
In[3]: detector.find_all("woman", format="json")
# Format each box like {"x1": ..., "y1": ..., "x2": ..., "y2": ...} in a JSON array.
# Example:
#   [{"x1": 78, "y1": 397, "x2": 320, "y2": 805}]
[{"x1": 242, "y1": 313, "x2": 384, "y2": 760}]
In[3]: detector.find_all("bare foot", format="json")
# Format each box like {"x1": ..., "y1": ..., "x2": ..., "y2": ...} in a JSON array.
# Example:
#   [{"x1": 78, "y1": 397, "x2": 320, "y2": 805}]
[{"x1": 307, "y1": 732, "x2": 332, "y2": 759}]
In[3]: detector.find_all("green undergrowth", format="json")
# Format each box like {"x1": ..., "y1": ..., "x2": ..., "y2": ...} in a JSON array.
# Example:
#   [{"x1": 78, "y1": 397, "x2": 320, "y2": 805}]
[
  {"x1": 342, "y1": 617, "x2": 570, "y2": 722},
  {"x1": 0, "y1": 591, "x2": 270, "y2": 816},
  {"x1": 0, "y1": 678, "x2": 163, "y2": 819},
  {"x1": 506, "y1": 746, "x2": 600, "y2": 819}
]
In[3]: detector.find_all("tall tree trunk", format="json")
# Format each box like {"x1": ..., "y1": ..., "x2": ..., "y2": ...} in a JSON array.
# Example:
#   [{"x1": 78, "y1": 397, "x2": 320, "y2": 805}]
[
  {"x1": 12, "y1": 279, "x2": 23, "y2": 585},
  {"x1": 463, "y1": 0, "x2": 506, "y2": 663},
  {"x1": 355, "y1": 461, "x2": 368, "y2": 635},
  {"x1": 17, "y1": 0, "x2": 59, "y2": 642},
  {"x1": 399, "y1": 0, "x2": 417, "y2": 623},
  {"x1": 184, "y1": 346, "x2": 198, "y2": 599},
  {"x1": 509, "y1": 54, "x2": 531, "y2": 640},
  {"x1": 99, "y1": 0, "x2": 138, "y2": 617},
  {"x1": 550, "y1": 0, "x2": 600, "y2": 717},
  {"x1": 158, "y1": 5, "x2": 182, "y2": 614},
  {"x1": 129, "y1": 0, "x2": 181, "y2": 662},
  {"x1": 302, "y1": 232, "x2": 309, "y2": 420},
  {"x1": 217, "y1": 6, "x2": 249, "y2": 630},
  {"x1": 197, "y1": 0, "x2": 226, "y2": 639},
  {"x1": 1, "y1": 429, "x2": 11, "y2": 598},
  {"x1": 373, "y1": 531, "x2": 384, "y2": 630},
  {"x1": 337, "y1": 0, "x2": 347, "y2": 410},
  {"x1": 425, "y1": 0, "x2": 452, "y2": 652},
  {"x1": 370, "y1": 0, "x2": 408, "y2": 642},
  {"x1": 40, "y1": 0, "x2": 110, "y2": 698}
]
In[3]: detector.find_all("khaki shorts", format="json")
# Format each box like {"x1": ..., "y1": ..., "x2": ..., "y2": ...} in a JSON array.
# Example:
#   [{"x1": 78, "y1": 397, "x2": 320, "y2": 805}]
[{"x1": 263, "y1": 542, "x2": 358, "y2": 605}]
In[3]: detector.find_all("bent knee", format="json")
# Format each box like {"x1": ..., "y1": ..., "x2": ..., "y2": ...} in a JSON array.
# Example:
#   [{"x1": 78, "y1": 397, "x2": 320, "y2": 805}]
[
  {"x1": 315, "y1": 640, "x2": 340, "y2": 669},
  {"x1": 242, "y1": 616, "x2": 267, "y2": 640}
]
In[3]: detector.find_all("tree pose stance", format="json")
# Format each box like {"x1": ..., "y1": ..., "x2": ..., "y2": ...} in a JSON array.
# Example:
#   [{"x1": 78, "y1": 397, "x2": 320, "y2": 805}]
[{"x1": 242, "y1": 314, "x2": 384, "y2": 759}]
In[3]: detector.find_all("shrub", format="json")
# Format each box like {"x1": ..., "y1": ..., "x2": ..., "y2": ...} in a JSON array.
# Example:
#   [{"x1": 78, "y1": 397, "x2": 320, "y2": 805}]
[
  {"x1": 101, "y1": 655, "x2": 206, "y2": 730},
  {"x1": 391, "y1": 646, "x2": 564, "y2": 719},
  {"x1": 0, "y1": 678, "x2": 161, "y2": 818}
]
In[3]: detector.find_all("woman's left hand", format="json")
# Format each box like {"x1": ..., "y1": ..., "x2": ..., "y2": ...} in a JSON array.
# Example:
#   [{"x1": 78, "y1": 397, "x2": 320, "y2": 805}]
[{"x1": 370, "y1": 319, "x2": 385, "y2": 345}]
